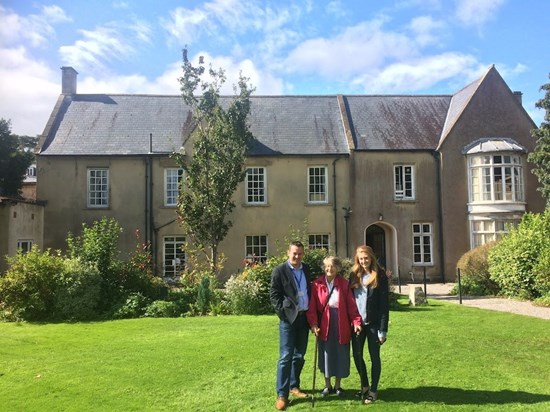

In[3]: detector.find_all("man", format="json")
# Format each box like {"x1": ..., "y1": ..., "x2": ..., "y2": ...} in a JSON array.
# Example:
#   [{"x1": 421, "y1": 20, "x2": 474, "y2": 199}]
[{"x1": 270, "y1": 241, "x2": 311, "y2": 411}]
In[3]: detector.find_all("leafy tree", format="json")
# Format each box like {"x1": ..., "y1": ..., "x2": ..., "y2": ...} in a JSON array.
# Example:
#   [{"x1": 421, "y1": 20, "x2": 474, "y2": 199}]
[
  {"x1": 529, "y1": 74, "x2": 550, "y2": 207},
  {"x1": 0, "y1": 119, "x2": 35, "y2": 197},
  {"x1": 173, "y1": 48, "x2": 255, "y2": 275}
]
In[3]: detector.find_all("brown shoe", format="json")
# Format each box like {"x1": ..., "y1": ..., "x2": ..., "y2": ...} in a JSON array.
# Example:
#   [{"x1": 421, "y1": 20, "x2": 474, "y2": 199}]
[
  {"x1": 275, "y1": 396, "x2": 288, "y2": 410},
  {"x1": 290, "y1": 387, "x2": 308, "y2": 398}
]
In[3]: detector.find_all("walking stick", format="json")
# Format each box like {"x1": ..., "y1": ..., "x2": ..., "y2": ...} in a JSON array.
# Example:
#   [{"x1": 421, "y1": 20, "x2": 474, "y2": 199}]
[{"x1": 311, "y1": 334, "x2": 318, "y2": 407}]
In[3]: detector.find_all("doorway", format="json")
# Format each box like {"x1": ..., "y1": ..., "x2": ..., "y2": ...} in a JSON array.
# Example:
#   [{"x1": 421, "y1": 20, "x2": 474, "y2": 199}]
[{"x1": 366, "y1": 224, "x2": 386, "y2": 268}]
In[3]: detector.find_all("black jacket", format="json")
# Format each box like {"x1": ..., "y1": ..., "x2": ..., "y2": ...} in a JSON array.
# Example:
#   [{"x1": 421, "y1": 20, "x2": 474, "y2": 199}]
[{"x1": 350, "y1": 269, "x2": 390, "y2": 333}]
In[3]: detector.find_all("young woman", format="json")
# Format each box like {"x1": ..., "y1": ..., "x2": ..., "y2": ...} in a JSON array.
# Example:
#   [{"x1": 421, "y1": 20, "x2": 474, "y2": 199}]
[
  {"x1": 349, "y1": 246, "x2": 390, "y2": 404},
  {"x1": 307, "y1": 256, "x2": 362, "y2": 397}
]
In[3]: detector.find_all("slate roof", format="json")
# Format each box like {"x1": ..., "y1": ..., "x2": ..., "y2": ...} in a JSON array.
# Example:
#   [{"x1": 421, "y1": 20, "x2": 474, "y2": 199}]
[
  {"x1": 39, "y1": 95, "x2": 349, "y2": 156},
  {"x1": 247, "y1": 96, "x2": 348, "y2": 155},
  {"x1": 38, "y1": 66, "x2": 511, "y2": 157},
  {"x1": 39, "y1": 95, "x2": 195, "y2": 156},
  {"x1": 344, "y1": 95, "x2": 451, "y2": 150}
]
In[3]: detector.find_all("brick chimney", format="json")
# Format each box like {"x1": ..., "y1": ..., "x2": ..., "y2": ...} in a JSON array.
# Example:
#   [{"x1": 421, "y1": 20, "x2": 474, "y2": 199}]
[
  {"x1": 513, "y1": 91, "x2": 523, "y2": 105},
  {"x1": 61, "y1": 66, "x2": 78, "y2": 94}
]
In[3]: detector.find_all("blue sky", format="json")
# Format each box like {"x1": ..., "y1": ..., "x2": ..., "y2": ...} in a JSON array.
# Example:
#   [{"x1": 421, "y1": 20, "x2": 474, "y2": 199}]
[{"x1": 1, "y1": 0, "x2": 548, "y2": 137}]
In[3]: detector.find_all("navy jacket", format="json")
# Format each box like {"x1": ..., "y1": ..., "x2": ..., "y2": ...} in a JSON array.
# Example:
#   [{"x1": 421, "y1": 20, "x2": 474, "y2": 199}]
[{"x1": 270, "y1": 261, "x2": 311, "y2": 324}]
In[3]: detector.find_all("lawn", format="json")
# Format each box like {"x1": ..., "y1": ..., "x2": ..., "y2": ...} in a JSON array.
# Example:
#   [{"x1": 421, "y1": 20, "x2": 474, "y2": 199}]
[{"x1": 1, "y1": 298, "x2": 549, "y2": 411}]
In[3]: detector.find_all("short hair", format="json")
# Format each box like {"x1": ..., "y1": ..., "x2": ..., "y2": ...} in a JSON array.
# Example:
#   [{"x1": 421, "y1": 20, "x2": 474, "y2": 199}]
[
  {"x1": 289, "y1": 240, "x2": 304, "y2": 249},
  {"x1": 323, "y1": 255, "x2": 341, "y2": 271}
]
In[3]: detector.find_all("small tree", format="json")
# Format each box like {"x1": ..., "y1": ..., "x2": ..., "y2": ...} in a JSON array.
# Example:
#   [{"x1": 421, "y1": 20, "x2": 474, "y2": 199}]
[
  {"x1": 529, "y1": 74, "x2": 550, "y2": 207},
  {"x1": 173, "y1": 48, "x2": 255, "y2": 275},
  {"x1": 0, "y1": 119, "x2": 34, "y2": 197}
]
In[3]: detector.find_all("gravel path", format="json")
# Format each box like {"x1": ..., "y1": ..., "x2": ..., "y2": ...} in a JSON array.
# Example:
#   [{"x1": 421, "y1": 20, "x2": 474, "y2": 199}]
[{"x1": 396, "y1": 283, "x2": 550, "y2": 320}]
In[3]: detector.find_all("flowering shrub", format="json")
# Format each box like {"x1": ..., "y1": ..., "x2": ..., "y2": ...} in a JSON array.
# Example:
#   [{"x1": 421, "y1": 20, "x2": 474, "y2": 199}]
[{"x1": 223, "y1": 275, "x2": 265, "y2": 315}]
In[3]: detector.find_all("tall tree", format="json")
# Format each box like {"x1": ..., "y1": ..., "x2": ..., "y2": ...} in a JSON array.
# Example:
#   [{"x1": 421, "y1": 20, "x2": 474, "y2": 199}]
[
  {"x1": 173, "y1": 48, "x2": 255, "y2": 275},
  {"x1": 0, "y1": 119, "x2": 35, "y2": 197},
  {"x1": 529, "y1": 74, "x2": 550, "y2": 207}
]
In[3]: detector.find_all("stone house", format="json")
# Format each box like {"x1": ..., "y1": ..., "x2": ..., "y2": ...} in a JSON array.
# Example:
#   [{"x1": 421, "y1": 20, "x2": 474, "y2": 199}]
[{"x1": 33, "y1": 66, "x2": 545, "y2": 281}]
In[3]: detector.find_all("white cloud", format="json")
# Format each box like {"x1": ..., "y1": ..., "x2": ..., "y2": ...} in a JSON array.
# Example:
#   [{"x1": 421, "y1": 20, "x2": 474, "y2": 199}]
[
  {"x1": 0, "y1": 4, "x2": 71, "y2": 48},
  {"x1": 455, "y1": 0, "x2": 505, "y2": 27},
  {"x1": 283, "y1": 19, "x2": 419, "y2": 78},
  {"x1": 326, "y1": 1, "x2": 347, "y2": 19},
  {"x1": 58, "y1": 22, "x2": 152, "y2": 73},
  {"x1": 408, "y1": 15, "x2": 446, "y2": 46},
  {"x1": 0, "y1": 46, "x2": 59, "y2": 136},
  {"x1": 184, "y1": 51, "x2": 284, "y2": 95},
  {"x1": 352, "y1": 52, "x2": 481, "y2": 93},
  {"x1": 162, "y1": 7, "x2": 210, "y2": 45}
]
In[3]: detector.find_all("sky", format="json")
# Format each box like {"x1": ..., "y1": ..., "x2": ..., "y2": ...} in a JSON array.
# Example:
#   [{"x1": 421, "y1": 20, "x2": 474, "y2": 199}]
[{"x1": 0, "y1": 0, "x2": 549, "y2": 137}]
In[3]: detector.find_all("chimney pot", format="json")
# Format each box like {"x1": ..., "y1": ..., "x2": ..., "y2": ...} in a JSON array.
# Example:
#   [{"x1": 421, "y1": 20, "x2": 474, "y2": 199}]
[{"x1": 61, "y1": 66, "x2": 78, "y2": 94}]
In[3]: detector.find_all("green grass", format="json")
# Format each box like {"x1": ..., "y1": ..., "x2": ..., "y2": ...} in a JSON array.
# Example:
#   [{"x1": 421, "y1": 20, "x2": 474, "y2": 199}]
[{"x1": 1, "y1": 298, "x2": 549, "y2": 411}]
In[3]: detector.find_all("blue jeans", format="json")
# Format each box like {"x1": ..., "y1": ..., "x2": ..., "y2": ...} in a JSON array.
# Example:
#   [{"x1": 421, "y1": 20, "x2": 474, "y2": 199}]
[{"x1": 276, "y1": 314, "x2": 309, "y2": 397}]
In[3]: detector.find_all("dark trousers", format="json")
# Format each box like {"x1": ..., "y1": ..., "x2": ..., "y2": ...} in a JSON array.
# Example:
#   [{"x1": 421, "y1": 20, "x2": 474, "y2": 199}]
[
  {"x1": 276, "y1": 313, "x2": 309, "y2": 397},
  {"x1": 351, "y1": 325, "x2": 381, "y2": 391}
]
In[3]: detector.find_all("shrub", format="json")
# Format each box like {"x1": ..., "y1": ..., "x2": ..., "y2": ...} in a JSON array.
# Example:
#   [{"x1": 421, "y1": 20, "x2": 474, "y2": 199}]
[
  {"x1": 67, "y1": 218, "x2": 122, "y2": 275},
  {"x1": 112, "y1": 293, "x2": 150, "y2": 319},
  {"x1": 0, "y1": 247, "x2": 64, "y2": 321},
  {"x1": 532, "y1": 247, "x2": 550, "y2": 297},
  {"x1": 167, "y1": 286, "x2": 197, "y2": 313},
  {"x1": 223, "y1": 242, "x2": 330, "y2": 316},
  {"x1": 143, "y1": 300, "x2": 182, "y2": 318},
  {"x1": 489, "y1": 210, "x2": 550, "y2": 300},
  {"x1": 223, "y1": 275, "x2": 265, "y2": 315},
  {"x1": 54, "y1": 258, "x2": 102, "y2": 321},
  {"x1": 533, "y1": 293, "x2": 550, "y2": 307},
  {"x1": 196, "y1": 276, "x2": 212, "y2": 315},
  {"x1": 453, "y1": 242, "x2": 499, "y2": 296}
]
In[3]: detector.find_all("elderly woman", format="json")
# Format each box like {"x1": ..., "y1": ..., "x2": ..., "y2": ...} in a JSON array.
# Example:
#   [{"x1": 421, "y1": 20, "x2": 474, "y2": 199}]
[{"x1": 307, "y1": 256, "x2": 362, "y2": 397}]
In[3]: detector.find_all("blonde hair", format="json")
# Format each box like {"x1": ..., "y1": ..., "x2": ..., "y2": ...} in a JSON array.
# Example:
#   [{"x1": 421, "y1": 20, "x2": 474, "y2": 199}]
[{"x1": 350, "y1": 245, "x2": 380, "y2": 289}]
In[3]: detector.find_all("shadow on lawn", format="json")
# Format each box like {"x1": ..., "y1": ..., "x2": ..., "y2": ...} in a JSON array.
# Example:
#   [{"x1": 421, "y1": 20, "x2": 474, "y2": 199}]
[{"x1": 382, "y1": 386, "x2": 550, "y2": 405}]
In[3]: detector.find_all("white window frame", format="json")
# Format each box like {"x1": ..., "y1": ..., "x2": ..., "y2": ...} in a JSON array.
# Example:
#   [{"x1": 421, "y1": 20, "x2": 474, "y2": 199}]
[
  {"x1": 87, "y1": 168, "x2": 109, "y2": 208},
  {"x1": 245, "y1": 235, "x2": 268, "y2": 263},
  {"x1": 26, "y1": 165, "x2": 37, "y2": 177},
  {"x1": 165, "y1": 168, "x2": 184, "y2": 207},
  {"x1": 468, "y1": 154, "x2": 524, "y2": 203},
  {"x1": 308, "y1": 166, "x2": 328, "y2": 204},
  {"x1": 245, "y1": 167, "x2": 267, "y2": 205},
  {"x1": 412, "y1": 223, "x2": 433, "y2": 265},
  {"x1": 17, "y1": 240, "x2": 33, "y2": 254},
  {"x1": 163, "y1": 236, "x2": 186, "y2": 277},
  {"x1": 470, "y1": 218, "x2": 519, "y2": 248},
  {"x1": 308, "y1": 234, "x2": 330, "y2": 250},
  {"x1": 394, "y1": 165, "x2": 415, "y2": 200}
]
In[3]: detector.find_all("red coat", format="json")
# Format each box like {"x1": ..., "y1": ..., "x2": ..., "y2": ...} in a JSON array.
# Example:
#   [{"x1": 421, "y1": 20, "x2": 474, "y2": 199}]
[{"x1": 307, "y1": 274, "x2": 362, "y2": 345}]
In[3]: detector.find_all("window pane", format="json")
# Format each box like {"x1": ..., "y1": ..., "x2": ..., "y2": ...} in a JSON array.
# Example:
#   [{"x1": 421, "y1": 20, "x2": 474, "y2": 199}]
[
  {"x1": 308, "y1": 167, "x2": 327, "y2": 203},
  {"x1": 308, "y1": 234, "x2": 329, "y2": 250},
  {"x1": 246, "y1": 167, "x2": 266, "y2": 204},
  {"x1": 245, "y1": 235, "x2": 268, "y2": 263},
  {"x1": 394, "y1": 165, "x2": 415, "y2": 200},
  {"x1": 164, "y1": 236, "x2": 185, "y2": 277},
  {"x1": 165, "y1": 168, "x2": 184, "y2": 206},
  {"x1": 412, "y1": 223, "x2": 432, "y2": 264},
  {"x1": 88, "y1": 169, "x2": 109, "y2": 207}
]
